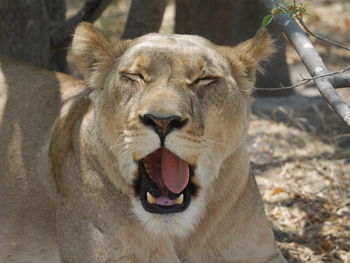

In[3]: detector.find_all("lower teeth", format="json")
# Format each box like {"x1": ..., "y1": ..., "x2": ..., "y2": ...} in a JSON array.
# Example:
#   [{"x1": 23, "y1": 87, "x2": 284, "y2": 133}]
[
  {"x1": 146, "y1": 192, "x2": 184, "y2": 205},
  {"x1": 175, "y1": 194, "x2": 184, "y2": 205},
  {"x1": 146, "y1": 192, "x2": 157, "y2": 204}
]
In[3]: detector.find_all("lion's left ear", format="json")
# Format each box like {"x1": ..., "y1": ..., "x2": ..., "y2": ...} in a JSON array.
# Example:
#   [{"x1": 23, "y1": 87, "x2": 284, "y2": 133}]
[
  {"x1": 72, "y1": 22, "x2": 129, "y2": 89},
  {"x1": 217, "y1": 29, "x2": 275, "y2": 94}
]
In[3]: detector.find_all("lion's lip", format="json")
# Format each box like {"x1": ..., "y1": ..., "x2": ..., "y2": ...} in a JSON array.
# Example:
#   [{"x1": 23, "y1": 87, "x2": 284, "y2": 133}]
[{"x1": 134, "y1": 148, "x2": 197, "y2": 214}]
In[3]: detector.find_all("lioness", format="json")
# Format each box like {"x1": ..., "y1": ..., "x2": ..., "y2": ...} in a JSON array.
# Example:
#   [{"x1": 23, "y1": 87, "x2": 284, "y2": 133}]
[{"x1": 0, "y1": 22, "x2": 286, "y2": 263}]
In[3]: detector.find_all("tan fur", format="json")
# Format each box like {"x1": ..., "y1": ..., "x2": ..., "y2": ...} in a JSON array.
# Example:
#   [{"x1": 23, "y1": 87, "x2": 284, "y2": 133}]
[
  {"x1": 0, "y1": 55, "x2": 87, "y2": 262},
  {"x1": 0, "y1": 23, "x2": 286, "y2": 262}
]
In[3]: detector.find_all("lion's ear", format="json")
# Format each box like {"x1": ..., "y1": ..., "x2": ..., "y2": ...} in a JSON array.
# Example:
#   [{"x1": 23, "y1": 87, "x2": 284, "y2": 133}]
[
  {"x1": 72, "y1": 22, "x2": 128, "y2": 89},
  {"x1": 218, "y1": 29, "x2": 275, "y2": 94}
]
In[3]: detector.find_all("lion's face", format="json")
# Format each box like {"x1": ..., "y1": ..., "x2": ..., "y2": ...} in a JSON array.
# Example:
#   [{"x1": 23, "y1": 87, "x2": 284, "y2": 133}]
[{"x1": 72, "y1": 23, "x2": 274, "y2": 237}]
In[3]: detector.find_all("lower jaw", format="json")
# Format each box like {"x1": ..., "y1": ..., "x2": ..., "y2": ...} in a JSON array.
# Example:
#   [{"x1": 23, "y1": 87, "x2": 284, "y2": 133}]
[
  {"x1": 131, "y1": 196, "x2": 205, "y2": 237},
  {"x1": 140, "y1": 189, "x2": 192, "y2": 214}
]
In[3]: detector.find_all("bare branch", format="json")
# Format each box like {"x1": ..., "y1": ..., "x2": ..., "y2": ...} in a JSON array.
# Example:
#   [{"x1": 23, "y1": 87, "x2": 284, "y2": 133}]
[
  {"x1": 255, "y1": 65, "x2": 350, "y2": 91},
  {"x1": 50, "y1": 0, "x2": 113, "y2": 49},
  {"x1": 289, "y1": 0, "x2": 350, "y2": 51},
  {"x1": 296, "y1": 16, "x2": 350, "y2": 52},
  {"x1": 260, "y1": 0, "x2": 350, "y2": 126},
  {"x1": 330, "y1": 74, "x2": 350, "y2": 89},
  {"x1": 254, "y1": 80, "x2": 306, "y2": 91}
]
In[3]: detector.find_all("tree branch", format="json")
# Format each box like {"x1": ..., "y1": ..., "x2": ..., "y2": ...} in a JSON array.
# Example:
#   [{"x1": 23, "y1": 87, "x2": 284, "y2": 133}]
[
  {"x1": 330, "y1": 74, "x2": 350, "y2": 89},
  {"x1": 50, "y1": 0, "x2": 113, "y2": 49},
  {"x1": 255, "y1": 65, "x2": 350, "y2": 91},
  {"x1": 290, "y1": 0, "x2": 350, "y2": 52},
  {"x1": 296, "y1": 17, "x2": 350, "y2": 52},
  {"x1": 260, "y1": 0, "x2": 350, "y2": 127}
]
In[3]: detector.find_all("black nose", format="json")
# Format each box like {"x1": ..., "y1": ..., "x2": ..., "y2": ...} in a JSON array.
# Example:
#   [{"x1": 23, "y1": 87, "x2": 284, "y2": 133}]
[{"x1": 139, "y1": 113, "x2": 188, "y2": 144}]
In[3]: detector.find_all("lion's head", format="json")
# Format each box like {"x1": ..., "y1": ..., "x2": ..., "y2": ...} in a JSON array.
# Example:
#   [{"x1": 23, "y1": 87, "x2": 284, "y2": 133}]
[{"x1": 72, "y1": 22, "x2": 274, "y2": 237}]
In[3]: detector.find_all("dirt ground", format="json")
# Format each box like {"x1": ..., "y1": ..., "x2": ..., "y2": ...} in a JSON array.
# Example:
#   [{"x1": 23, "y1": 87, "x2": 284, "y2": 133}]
[{"x1": 251, "y1": 93, "x2": 350, "y2": 262}]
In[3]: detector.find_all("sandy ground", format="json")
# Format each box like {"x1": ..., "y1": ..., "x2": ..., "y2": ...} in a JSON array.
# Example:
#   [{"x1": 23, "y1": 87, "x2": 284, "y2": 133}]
[{"x1": 251, "y1": 92, "x2": 350, "y2": 262}]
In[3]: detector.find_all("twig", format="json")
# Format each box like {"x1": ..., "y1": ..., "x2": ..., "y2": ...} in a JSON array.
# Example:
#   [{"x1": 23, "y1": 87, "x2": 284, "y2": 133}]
[
  {"x1": 296, "y1": 17, "x2": 350, "y2": 52},
  {"x1": 290, "y1": 0, "x2": 350, "y2": 52},
  {"x1": 255, "y1": 80, "x2": 308, "y2": 91},
  {"x1": 260, "y1": 0, "x2": 350, "y2": 127},
  {"x1": 255, "y1": 65, "x2": 350, "y2": 91}
]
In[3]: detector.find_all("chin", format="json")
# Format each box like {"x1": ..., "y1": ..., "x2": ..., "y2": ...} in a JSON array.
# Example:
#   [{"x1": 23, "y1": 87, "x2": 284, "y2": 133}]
[{"x1": 131, "y1": 195, "x2": 206, "y2": 237}]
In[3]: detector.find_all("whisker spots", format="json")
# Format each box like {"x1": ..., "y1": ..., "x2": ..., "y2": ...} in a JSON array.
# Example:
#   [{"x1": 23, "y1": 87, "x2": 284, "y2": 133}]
[
  {"x1": 186, "y1": 130, "x2": 203, "y2": 137},
  {"x1": 176, "y1": 135, "x2": 202, "y2": 143},
  {"x1": 125, "y1": 124, "x2": 140, "y2": 131},
  {"x1": 201, "y1": 135, "x2": 225, "y2": 146}
]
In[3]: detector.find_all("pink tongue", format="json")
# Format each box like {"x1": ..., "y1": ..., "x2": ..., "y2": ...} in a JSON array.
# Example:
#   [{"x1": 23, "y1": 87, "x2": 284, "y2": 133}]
[{"x1": 161, "y1": 148, "x2": 189, "y2": 194}]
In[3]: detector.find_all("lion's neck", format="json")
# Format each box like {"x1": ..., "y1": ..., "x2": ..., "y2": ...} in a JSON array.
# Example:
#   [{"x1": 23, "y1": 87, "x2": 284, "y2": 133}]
[
  {"x1": 172, "y1": 145, "x2": 253, "y2": 256},
  {"x1": 206, "y1": 144, "x2": 250, "y2": 215},
  {"x1": 81, "y1": 116, "x2": 135, "y2": 198}
]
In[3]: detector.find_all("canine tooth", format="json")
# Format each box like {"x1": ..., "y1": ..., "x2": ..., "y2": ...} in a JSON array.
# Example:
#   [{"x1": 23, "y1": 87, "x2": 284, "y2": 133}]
[
  {"x1": 175, "y1": 194, "x2": 184, "y2": 205},
  {"x1": 146, "y1": 192, "x2": 157, "y2": 204}
]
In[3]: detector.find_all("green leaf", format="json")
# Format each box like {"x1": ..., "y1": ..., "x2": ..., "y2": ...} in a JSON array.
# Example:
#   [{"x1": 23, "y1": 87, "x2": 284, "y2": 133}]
[{"x1": 261, "y1": 15, "x2": 273, "y2": 28}]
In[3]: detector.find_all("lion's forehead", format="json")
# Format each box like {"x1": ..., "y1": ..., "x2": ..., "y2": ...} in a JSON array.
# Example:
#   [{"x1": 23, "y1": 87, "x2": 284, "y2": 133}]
[
  {"x1": 122, "y1": 34, "x2": 228, "y2": 70},
  {"x1": 134, "y1": 33, "x2": 213, "y2": 49}
]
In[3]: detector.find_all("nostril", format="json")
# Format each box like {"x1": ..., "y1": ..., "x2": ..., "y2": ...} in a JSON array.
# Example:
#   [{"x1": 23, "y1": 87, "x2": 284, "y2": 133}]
[
  {"x1": 139, "y1": 114, "x2": 156, "y2": 127},
  {"x1": 169, "y1": 117, "x2": 188, "y2": 130},
  {"x1": 139, "y1": 113, "x2": 188, "y2": 139}
]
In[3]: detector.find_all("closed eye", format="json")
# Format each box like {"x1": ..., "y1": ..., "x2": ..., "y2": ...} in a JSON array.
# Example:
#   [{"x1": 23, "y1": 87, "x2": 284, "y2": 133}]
[
  {"x1": 121, "y1": 72, "x2": 144, "y2": 82},
  {"x1": 192, "y1": 77, "x2": 217, "y2": 87}
]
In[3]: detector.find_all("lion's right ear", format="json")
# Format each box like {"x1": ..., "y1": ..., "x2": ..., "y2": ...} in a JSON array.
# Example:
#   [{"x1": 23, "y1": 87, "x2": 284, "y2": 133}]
[
  {"x1": 72, "y1": 22, "x2": 128, "y2": 89},
  {"x1": 217, "y1": 29, "x2": 275, "y2": 94}
]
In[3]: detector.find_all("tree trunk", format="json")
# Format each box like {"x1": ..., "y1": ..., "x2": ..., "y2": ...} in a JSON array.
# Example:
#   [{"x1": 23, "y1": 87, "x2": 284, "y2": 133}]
[
  {"x1": 175, "y1": 0, "x2": 292, "y2": 96},
  {"x1": 0, "y1": 0, "x2": 112, "y2": 73},
  {"x1": 46, "y1": 0, "x2": 67, "y2": 72},
  {"x1": 49, "y1": 0, "x2": 112, "y2": 73},
  {"x1": 0, "y1": 0, "x2": 50, "y2": 68},
  {"x1": 122, "y1": 0, "x2": 168, "y2": 39}
]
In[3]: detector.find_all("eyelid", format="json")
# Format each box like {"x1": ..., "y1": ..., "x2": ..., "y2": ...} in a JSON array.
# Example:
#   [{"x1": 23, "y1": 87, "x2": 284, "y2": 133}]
[
  {"x1": 197, "y1": 78, "x2": 216, "y2": 86},
  {"x1": 192, "y1": 76, "x2": 218, "y2": 87},
  {"x1": 121, "y1": 72, "x2": 145, "y2": 82}
]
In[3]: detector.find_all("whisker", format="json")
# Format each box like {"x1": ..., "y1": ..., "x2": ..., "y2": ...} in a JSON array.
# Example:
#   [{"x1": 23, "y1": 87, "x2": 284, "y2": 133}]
[{"x1": 201, "y1": 135, "x2": 225, "y2": 146}]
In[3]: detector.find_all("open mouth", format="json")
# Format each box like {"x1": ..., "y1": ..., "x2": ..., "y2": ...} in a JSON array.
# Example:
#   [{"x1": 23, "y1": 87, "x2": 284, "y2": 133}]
[{"x1": 134, "y1": 148, "x2": 197, "y2": 214}]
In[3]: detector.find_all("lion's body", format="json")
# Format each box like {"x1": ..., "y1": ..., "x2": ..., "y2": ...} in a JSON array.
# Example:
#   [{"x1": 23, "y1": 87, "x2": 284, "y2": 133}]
[
  {"x1": 0, "y1": 23, "x2": 286, "y2": 263},
  {"x1": 0, "y1": 55, "x2": 87, "y2": 262}
]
